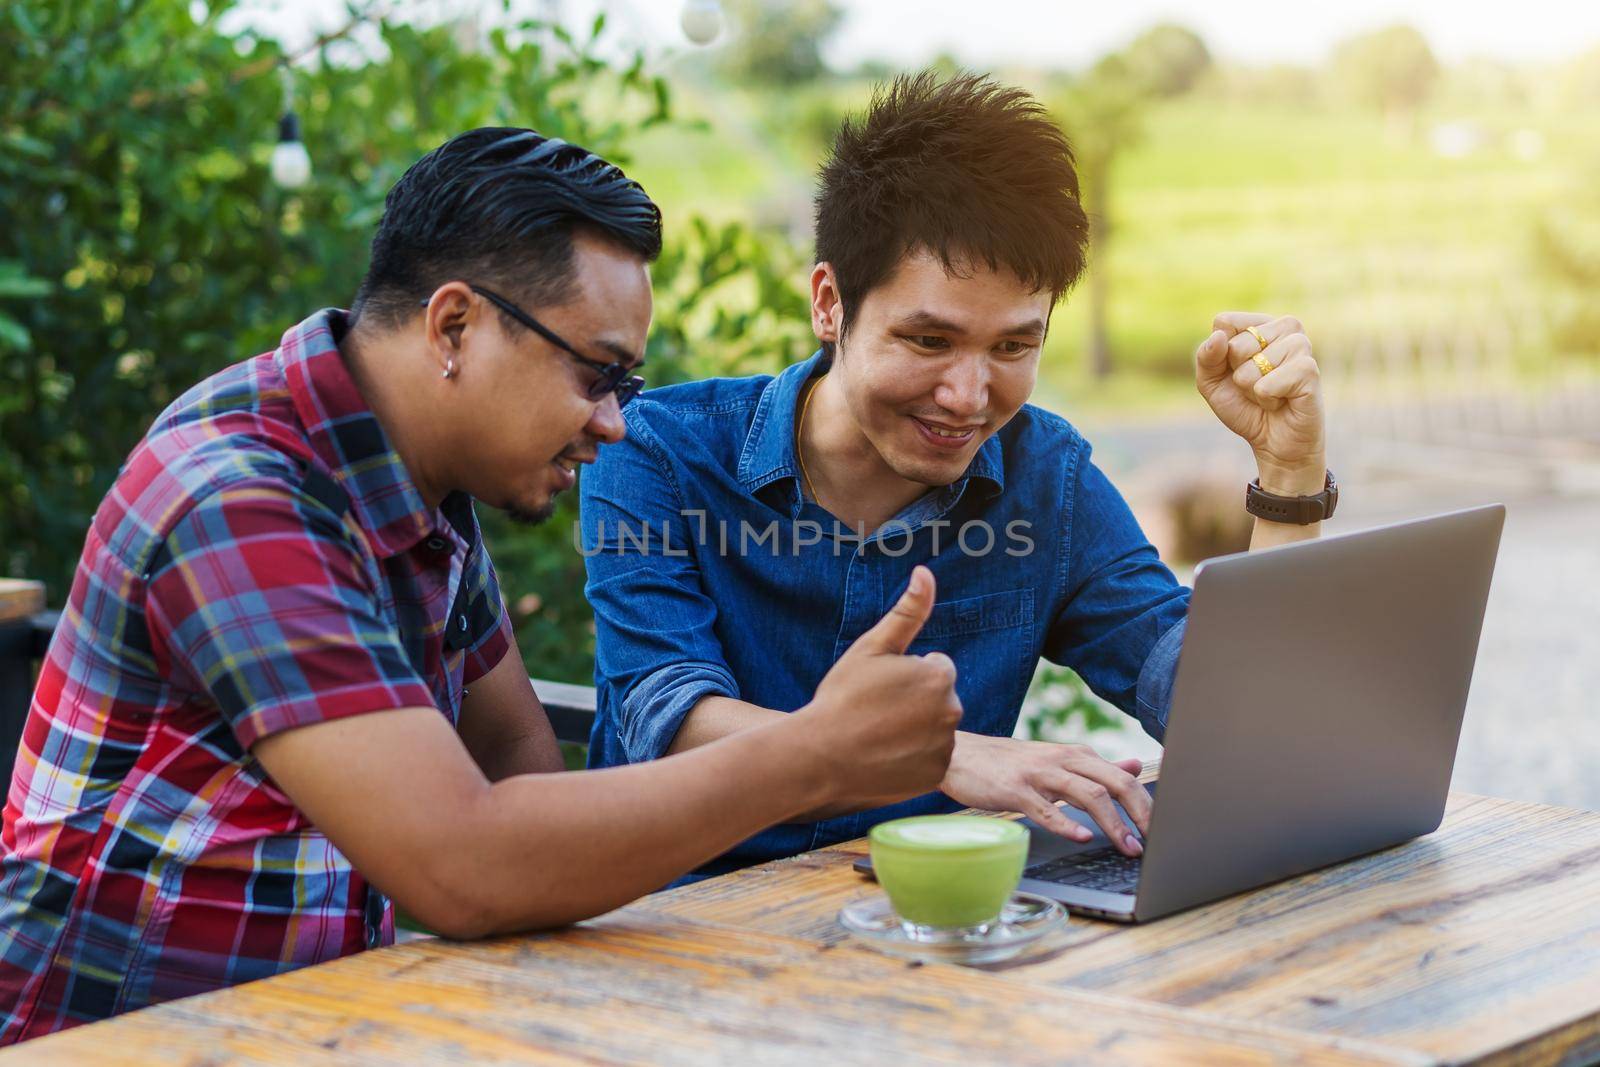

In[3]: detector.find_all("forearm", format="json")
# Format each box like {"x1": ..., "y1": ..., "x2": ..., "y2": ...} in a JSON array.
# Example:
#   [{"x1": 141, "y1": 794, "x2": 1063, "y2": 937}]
[
  {"x1": 471, "y1": 706, "x2": 565, "y2": 779},
  {"x1": 458, "y1": 653, "x2": 567, "y2": 780},
  {"x1": 451, "y1": 715, "x2": 831, "y2": 934},
  {"x1": 666, "y1": 695, "x2": 870, "y2": 821},
  {"x1": 666, "y1": 694, "x2": 786, "y2": 754},
  {"x1": 1250, "y1": 516, "x2": 1321, "y2": 550},
  {"x1": 262, "y1": 706, "x2": 835, "y2": 942}
]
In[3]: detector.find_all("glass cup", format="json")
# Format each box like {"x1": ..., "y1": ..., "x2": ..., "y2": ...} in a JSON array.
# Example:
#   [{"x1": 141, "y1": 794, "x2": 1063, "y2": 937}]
[{"x1": 868, "y1": 815, "x2": 1029, "y2": 942}]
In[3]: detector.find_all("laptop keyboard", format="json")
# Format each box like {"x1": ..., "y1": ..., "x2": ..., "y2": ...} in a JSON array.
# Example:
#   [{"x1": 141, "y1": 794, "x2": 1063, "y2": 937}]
[{"x1": 1025, "y1": 847, "x2": 1143, "y2": 894}]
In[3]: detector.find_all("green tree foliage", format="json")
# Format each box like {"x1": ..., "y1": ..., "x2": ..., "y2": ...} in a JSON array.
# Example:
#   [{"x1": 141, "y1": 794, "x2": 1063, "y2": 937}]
[
  {"x1": 1054, "y1": 53, "x2": 1150, "y2": 379},
  {"x1": 1122, "y1": 22, "x2": 1212, "y2": 99},
  {"x1": 1019, "y1": 664, "x2": 1122, "y2": 742},
  {"x1": 716, "y1": 0, "x2": 844, "y2": 87},
  {"x1": 1332, "y1": 24, "x2": 1439, "y2": 137},
  {"x1": 1533, "y1": 162, "x2": 1600, "y2": 357},
  {"x1": 0, "y1": 0, "x2": 811, "y2": 683},
  {"x1": 1051, "y1": 23, "x2": 1211, "y2": 379}
]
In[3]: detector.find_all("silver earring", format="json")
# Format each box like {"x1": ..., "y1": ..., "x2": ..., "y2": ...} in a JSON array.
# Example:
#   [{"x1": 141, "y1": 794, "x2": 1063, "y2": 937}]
[{"x1": 442, "y1": 359, "x2": 456, "y2": 380}]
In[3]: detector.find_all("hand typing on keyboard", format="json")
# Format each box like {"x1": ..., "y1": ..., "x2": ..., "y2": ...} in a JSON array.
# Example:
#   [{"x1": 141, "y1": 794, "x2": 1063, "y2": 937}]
[{"x1": 937, "y1": 734, "x2": 1150, "y2": 856}]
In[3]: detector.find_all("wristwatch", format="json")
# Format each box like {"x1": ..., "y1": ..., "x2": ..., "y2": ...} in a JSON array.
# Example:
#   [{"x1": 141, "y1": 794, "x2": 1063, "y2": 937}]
[{"x1": 1245, "y1": 469, "x2": 1338, "y2": 524}]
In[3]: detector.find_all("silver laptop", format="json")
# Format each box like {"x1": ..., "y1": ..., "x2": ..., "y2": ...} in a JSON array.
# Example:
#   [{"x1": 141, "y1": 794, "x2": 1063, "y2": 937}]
[{"x1": 857, "y1": 504, "x2": 1506, "y2": 922}]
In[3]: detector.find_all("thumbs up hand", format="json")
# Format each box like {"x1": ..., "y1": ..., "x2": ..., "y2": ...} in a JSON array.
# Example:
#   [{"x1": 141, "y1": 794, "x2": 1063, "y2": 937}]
[{"x1": 795, "y1": 566, "x2": 964, "y2": 808}]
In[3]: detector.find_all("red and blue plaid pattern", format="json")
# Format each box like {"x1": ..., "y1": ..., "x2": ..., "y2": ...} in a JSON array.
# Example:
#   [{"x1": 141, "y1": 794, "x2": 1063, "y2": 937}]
[{"x1": 0, "y1": 310, "x2": 512, "y2": 1042}]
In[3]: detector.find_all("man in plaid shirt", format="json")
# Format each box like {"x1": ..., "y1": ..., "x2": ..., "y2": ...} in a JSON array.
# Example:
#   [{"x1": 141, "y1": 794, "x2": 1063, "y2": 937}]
[{"x1": 0, "y1": 128, "x2": 964, "y2": 1042}]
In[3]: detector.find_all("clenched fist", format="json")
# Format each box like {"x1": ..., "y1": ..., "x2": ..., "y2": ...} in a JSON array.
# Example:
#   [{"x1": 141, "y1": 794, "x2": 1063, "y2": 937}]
[{"x1": 1196, "y1": 311, "x2": 1327, "y2": 497}]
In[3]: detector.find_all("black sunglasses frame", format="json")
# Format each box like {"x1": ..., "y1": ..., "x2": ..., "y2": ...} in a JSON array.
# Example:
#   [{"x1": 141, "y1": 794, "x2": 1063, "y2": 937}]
[{"x1": 417, "y1": 285, "x2": 645, "y2": 406}]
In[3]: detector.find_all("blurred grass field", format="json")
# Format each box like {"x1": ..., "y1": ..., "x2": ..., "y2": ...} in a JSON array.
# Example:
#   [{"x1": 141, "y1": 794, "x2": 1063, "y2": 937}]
[{"x1": 621, "y1": 83, "x2": 1600, "y2": 418}]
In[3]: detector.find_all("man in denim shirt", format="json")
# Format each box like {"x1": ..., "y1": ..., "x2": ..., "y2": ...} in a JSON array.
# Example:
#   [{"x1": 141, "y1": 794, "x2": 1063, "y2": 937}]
[{"x1": 580, "y1": 73, "x2": 1331, "y2": 877}]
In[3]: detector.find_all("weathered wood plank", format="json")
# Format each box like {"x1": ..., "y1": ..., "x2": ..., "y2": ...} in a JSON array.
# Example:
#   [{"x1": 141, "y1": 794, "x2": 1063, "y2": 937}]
[
  {"x1": 0, "y1": 580, "x2": 44, "y2": 624},
  {"x1": 1, "y1": 917, "x2": 1422, "y2": 1066},
  {"x1": 638, "y1": 791, "x2": 1600, "y2": 1067}
]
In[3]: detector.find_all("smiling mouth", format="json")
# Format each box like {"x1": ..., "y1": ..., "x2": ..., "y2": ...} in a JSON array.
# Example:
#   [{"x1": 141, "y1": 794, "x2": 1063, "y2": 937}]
[
  {"x1": 549, "y1": 452, "x2": 594, "y2": 490},
  {"x1": 911, "y1": 416, "x2": 981, "y2": 449},
  {"x1": 553, "y1": 450, "x2": 597, "y2": 472}
]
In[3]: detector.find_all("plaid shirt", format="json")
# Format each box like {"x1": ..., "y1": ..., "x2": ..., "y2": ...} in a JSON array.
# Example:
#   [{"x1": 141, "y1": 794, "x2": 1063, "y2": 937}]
[{"x1": 0, "y1": 309, "x2": 512, "y2": 1042}]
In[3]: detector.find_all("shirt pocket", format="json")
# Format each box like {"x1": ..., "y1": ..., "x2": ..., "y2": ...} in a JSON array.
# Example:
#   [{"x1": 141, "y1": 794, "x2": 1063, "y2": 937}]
[{"x1": 905, "y1": 587, "x2": 1035, "y2": 733}]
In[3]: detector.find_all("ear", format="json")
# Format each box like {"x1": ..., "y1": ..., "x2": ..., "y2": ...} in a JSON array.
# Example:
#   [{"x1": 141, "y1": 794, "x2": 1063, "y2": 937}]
[
  {"x1": 810, "y1": 262, "x2": 843, "y2": 345},
  {"x1": 420, "y1": 281, "x2": 475, "y2": 378}
]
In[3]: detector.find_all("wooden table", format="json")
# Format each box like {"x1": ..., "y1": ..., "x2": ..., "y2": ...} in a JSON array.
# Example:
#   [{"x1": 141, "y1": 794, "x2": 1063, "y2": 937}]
[
  {"x1": 9, "y1": 769, "x2": 1600, "y2": 1066},
  {"x1": 0, "y1": 581, "x2": 44, "y2": 625}
]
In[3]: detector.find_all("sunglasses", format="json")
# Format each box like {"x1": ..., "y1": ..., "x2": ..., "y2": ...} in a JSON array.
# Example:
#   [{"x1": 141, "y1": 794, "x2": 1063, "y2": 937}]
[{"x1": 418, "y1": 285, "x2": 645, "y2": 407}]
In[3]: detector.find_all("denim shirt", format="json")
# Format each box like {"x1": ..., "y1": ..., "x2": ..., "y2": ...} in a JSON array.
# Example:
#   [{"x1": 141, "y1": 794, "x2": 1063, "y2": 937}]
[{"x1": 580, "y1": 351, "x2": 1190, "y2": 873}]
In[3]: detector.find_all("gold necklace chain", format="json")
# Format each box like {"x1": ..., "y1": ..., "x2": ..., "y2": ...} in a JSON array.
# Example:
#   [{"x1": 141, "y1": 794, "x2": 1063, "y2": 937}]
[{"x1": 796, "y1": 373, "x2": 825, "y2": 502}]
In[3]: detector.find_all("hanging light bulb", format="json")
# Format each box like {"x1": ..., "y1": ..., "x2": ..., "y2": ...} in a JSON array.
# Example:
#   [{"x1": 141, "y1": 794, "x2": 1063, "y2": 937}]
[
  {"x1": 680, "y1": 0, "x2": 723, "y2": 45},
  {"x1": 271, "y1": 113, "x2": 312, "y2": 189},
  {"x1": 271, "y1": 66, "x2": 311, "y2": 189}
]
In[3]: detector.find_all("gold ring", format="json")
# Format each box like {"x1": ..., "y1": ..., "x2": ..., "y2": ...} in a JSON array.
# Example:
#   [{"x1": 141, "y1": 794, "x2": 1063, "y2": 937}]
[
  {"x1": 1246, "y1": 325, "x2": 1269, "y2": 352},
  {"x1": 1252, "y1": 353, "x2": 1275, "y2": 376}
]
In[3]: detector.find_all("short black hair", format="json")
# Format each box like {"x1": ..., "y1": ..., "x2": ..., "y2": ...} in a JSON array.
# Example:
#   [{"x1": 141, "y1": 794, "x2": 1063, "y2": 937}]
[
  {"x1": 353, "y1": 127, "x2": 662, "y2": 330},
  {"x1": 814, "y1": 72, "x2": 1088, "y2": 355}
]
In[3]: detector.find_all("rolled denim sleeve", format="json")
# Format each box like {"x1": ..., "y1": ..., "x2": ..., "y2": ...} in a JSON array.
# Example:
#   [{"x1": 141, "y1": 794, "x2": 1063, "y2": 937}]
[
  {"x1": 617, "y1": 660, "x2": 740, "y2": 764},
  {"x1": 1044, "y1": 440, "x2": 1191, "y2": 740},
  {"x1": 1134, "y1": 617, "x2": 1186, "y2": 741},
  {"x1": 581, "y1": 405, "x2": 741, "y2": 764}
]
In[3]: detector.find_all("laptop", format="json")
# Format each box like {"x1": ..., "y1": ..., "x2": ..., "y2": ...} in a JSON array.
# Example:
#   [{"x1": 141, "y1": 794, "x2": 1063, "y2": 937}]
[{"x1": 855, "y1": 504, "x2": 1506, "y2": 923}]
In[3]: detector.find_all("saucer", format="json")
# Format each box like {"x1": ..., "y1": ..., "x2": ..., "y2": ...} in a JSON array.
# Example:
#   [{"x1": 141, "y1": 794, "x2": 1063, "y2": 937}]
[{"x1": 837, "y1": 891, "x2": 1069, "y2": 966}]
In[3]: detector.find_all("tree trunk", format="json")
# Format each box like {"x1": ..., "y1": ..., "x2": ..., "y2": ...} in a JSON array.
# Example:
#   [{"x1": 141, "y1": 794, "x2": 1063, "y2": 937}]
[{"x1": 1085, "y1": 153, "x2": 1113, "y2": 379}]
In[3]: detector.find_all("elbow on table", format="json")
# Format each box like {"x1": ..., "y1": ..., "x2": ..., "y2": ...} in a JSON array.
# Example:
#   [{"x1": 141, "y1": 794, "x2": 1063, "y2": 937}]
[
  {"x1": 370, "y1": 813, "x2": 521, "y2": 940},
  {"x1": 402, "y1": 880, "x2": 589, "y2": 941},
  {"x1": 421, "y1": 853, "x2": 646, "y2": 938},
  {"x1": 417, "y1": 904, "x2": 499, "y2": 942},
  {"x1": 384, "y1": 860, "x2": 505, "y2": 942},
  {"x1": 419, "y1": 893, "x2": 604, "y2": 941},
  {"x1": 388, "y1": 817, "x2": 612, "y2": 940}
]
